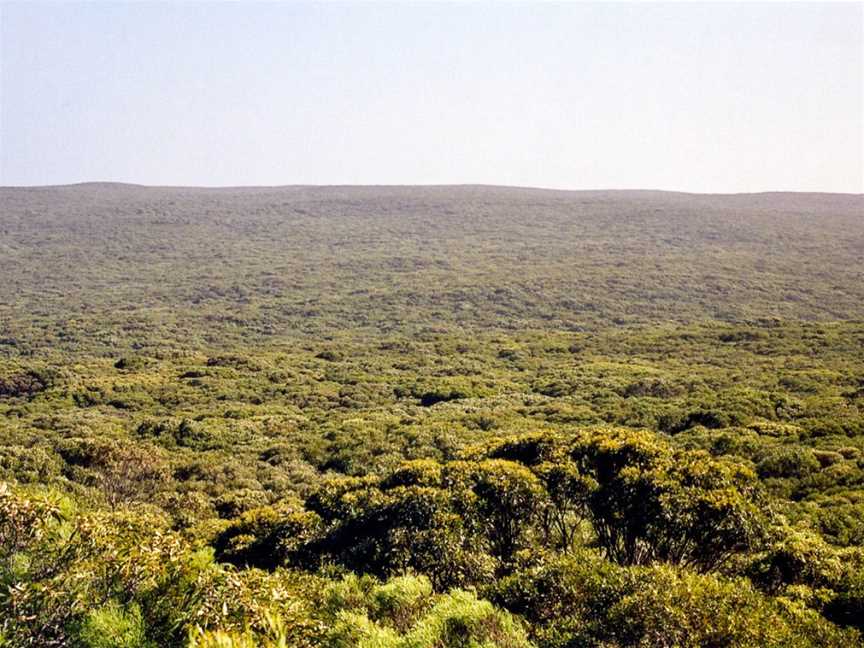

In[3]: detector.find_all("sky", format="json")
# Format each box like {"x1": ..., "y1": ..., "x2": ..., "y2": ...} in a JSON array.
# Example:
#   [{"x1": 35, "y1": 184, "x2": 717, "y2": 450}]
[{"x1": 1, "y1": 1, "x2": 862, "y2": 192}]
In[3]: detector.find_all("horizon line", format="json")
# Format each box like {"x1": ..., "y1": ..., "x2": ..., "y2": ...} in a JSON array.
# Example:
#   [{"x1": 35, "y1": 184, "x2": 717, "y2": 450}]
[{"x1": 2, "y1": 181, "x2": 863, "y2": 198}]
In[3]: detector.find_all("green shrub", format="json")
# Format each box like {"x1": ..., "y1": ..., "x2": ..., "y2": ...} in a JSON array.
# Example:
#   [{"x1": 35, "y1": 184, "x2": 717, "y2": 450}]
[
  {"x1": 325, "y1": 576, "x2": 533, "y2": 648},
  {"x1": 73, "y1": 601, "x2": 151, "y2": 648},
  {"x1": 605, "y1": 565, "x2": 856, "y2": 648}
]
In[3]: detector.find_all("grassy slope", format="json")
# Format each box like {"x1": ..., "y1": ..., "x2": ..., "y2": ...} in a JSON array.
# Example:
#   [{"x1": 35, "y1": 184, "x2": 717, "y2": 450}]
[{"x1": 1, "y1": 185, "x2": 861, "y2": 356}]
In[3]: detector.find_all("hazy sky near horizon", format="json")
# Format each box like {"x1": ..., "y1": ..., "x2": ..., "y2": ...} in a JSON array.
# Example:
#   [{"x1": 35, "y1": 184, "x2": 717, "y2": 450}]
[{"x1": 1, "y1": 2, "x2": 862, "y2": 192}]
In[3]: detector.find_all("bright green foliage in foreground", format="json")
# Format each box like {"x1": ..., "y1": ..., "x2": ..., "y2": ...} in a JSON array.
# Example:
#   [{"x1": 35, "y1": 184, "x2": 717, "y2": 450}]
[
  {"x1": 0, "y1": 479, "x2": 859, "y2": 647},
  {"x1": 218, "y1": 429, "x2": 765, "y2": 586},
  {"x1": 1, "y1": 186, "x2": 863, "y2": 645}
]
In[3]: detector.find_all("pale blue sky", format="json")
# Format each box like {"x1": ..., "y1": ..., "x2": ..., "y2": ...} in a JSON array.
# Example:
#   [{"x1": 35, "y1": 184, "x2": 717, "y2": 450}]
[{"x1": 1, "y1": 1, "x2": 862, "y2": 192}]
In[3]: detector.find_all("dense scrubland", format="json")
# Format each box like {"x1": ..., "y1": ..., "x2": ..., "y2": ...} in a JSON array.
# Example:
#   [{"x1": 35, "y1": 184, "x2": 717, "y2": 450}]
[{"x1": 1, "y1": 184, "x2": 863, "y2": 647}]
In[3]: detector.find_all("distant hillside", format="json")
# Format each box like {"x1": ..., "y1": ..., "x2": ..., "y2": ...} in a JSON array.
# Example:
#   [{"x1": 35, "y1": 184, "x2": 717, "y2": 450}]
[{"x1": 1, "y1": 185, "x2": 861, "y2": 355}]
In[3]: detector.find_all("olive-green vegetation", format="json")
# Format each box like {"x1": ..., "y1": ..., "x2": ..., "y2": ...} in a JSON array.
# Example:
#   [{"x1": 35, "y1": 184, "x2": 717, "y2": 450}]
[{"x1": 1, "y1": 185, "x2": 862, "y2": 646}]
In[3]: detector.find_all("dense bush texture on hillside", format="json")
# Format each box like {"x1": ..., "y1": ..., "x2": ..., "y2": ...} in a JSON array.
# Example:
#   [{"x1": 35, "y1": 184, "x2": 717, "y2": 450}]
[{"x1": 1, "y1": 185, "x2": 863, "y2": 647}]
